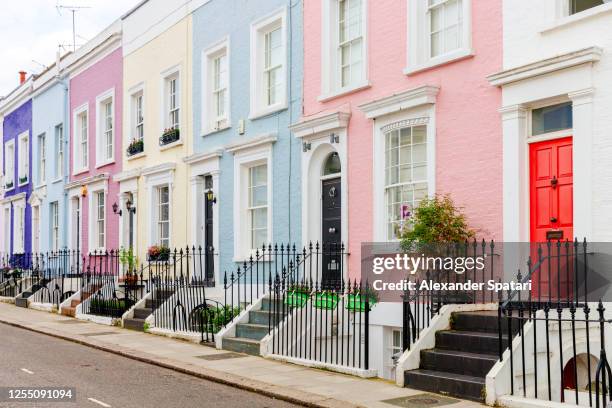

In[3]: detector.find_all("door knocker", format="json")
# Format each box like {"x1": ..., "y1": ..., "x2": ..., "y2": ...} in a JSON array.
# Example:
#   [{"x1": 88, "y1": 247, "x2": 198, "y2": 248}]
[{"x1": 328, "y1": 186, "x2": 337, "y2": 197}]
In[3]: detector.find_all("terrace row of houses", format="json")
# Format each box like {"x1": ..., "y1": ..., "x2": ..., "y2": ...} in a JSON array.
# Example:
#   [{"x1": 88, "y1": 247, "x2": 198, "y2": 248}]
[{"x1": 2, "y1": 0, "x2": 612, "y2": 387}]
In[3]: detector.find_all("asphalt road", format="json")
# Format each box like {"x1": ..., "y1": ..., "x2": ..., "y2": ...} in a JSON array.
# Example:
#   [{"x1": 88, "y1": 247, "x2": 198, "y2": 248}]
[{"x1": 0, "y1": 323, "x2": 298, "y2": 408}]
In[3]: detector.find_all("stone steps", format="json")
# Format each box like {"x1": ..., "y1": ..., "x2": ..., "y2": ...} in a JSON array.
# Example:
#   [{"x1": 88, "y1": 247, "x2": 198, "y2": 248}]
[{"x1": 404, "y1": 310, "x2": 509, "y2": 402}]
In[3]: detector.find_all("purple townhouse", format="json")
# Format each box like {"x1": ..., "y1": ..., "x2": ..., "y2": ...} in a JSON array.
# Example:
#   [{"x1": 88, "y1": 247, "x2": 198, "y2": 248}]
[{"x1": 1, "y1": 72, "x2": 33, "y2": 257}]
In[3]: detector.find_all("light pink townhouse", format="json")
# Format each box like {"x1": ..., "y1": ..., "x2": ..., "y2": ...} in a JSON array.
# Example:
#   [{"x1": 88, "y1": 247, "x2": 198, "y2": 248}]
[
  {"x1": 290, "y1": 0, "x2": 502, "y2": 377},
  {"x1": 66, "y1": 21, "x2": 123, "y2": 257}
]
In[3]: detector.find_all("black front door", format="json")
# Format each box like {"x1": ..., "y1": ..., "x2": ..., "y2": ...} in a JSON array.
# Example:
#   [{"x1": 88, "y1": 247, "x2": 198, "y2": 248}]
[
  {"x1": 321, "y1": 177, "x2": 341, "y2": 289},
  {"x1": 204, "y1": 176, "x2": 214, "y2": 284}
]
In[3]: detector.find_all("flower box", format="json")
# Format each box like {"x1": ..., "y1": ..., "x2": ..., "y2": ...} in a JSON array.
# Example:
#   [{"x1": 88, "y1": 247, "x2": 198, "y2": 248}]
[
  {"x1": 19, "y1": 176, "x2": 28, "y2": 184},
  {"x1": 159, "y1": 128, "x2": 180, "y2": 146},
  {"x1": 127, "y1": 139, "x2": 144, "y2": 156},
  {"x1": 314, "y1": 292, "x2": 339, "y2": 310},
  {"x1": 345, "y1": 293, "x2": 376, "y2": 312},
  {"x1": 285, "y1": 290, "x2": 310, "y2": 308},
  {"x1": 5, "y1": 181, "x2": 13, "y2": 189},
  {"x1": 147, "y1": 245, "x2": 171, "y2": 262}
]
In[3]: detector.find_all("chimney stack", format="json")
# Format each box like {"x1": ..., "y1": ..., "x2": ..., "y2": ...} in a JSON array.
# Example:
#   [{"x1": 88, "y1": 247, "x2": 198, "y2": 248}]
[{"x1": 19, "y1": 71, "x2": 26, "y2": 85}]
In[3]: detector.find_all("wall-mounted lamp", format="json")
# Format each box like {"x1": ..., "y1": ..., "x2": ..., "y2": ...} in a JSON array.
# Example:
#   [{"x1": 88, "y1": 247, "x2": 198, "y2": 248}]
[
  {"x1": 206, "y1": 189, "x2": 217, "y2": 204},
  {"x1": 302, "y1": 141, "x2": 312, "y2": 152},
  {"x1": 80, "y1": 185, "x2": 88, "y2": 197},
  {"x1": 112, "y1": 202, "x2": 122, "y2": 216},
  {"x1": 126, "y1": 199, "x2": 136, "y2": 214},
  {"x1": 329, "y1": 133, "x2": 339, "y2": 144}
]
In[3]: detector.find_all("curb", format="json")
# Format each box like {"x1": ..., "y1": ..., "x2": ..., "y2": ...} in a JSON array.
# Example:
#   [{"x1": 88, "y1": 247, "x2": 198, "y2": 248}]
[{"x1": 0, "y1": 317, "x2": 360, "y2": 408}]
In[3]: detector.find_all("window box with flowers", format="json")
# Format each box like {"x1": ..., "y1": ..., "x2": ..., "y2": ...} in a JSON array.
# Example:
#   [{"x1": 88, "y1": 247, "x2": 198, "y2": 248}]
[
  {"x1": 126, "y1": 139, "x2": 144, "y2": 157},
  {"x1": 147, "y1": 245, "x2": 171, "y2": 262},
  {"x1": 19, "y1": 176, "x2": 28, "y2": 185},
  {"x1": 159, "y1": 128, "x2": 180, "y2": 147},
  {"x1": 5, "y1": 181, "x2": 13, "y2": 189}
]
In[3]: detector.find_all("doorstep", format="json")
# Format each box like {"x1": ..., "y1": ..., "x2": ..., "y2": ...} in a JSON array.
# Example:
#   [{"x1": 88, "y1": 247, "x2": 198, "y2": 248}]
[{"x1": 0, "y1": 303, "x2": 483, "y2": 408}]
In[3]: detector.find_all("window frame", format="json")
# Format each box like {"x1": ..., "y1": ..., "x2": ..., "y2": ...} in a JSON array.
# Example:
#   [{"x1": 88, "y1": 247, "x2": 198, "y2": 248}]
[
  {"x1": 383, "y1": 124, "x2": 429, "y2": 240},
  {"x1": 202, "y1": 37, "x2": 231, "y2": 135},
  {"x1": 88, "y1": 187, "x2": 107, "y2": 252},
  {"x1": 372, "y1": 109, "x2": 436, "y2": 242},
  {"x1": 72, "y1": 103, "x2": 89, "y2": 175},
  {"x1": 320, "y1": 0, "x2": 369, "y2": 100},
  {"x1": 50, "y1": 201, "x2": 60, "y2": 251},
  {"x1": 248, "y1": 164, "x2": 269, "y2": 251},
  {"x1": 405, "y1": 0, "x2": 472, "y2": 75},
  {"x1": 13, "y1": 199, "x2": 26, "y2": 254},
  {"x1": 95, "y1": 88, "x2": 115, "y2": 168},
  {"x1": 54, "y1": 124, "x2": 64, "y2": 181},
  {"x1": 3, "y1": 139, "x2": 15, "y2": 190},
  {"x1": 17, "y1": 131, "x2": 29, "y2": 187},
  {"x1": 233, "y1": 145, "x2": 273, "y2": 261},
  {"x1": 249, "y1": 8, "x2": 288, "y2": 119},
  {"x1": 38, "y1": 132, "x2": 46, "y2": 185},
  {"x1": 156, "y1": 185, "x2": 171, "y2": 248},
  {"x1": 162, "y1": 69, "x2": 181, "y2": 132}
]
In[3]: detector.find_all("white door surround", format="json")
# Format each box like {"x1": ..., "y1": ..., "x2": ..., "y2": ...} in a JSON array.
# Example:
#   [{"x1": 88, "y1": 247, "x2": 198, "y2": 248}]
[
  {"x1": 489, "y1": 51, "x2": 597, "y2": 242},
  {"x1": 290, "y1": 110, "x2": 350, "y2": 252}
]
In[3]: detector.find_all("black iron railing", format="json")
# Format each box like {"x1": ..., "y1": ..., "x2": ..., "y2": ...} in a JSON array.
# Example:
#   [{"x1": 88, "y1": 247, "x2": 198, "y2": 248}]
[{"x1": 401, "y1": 239, "x2": 497, "y2": 352}]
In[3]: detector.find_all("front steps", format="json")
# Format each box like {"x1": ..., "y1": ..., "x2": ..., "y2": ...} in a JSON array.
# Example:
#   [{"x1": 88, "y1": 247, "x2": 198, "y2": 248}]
[
  {"x1": 124, "y1": 290, "x2": 173, "y2": 331},
  {"x1": 222, "y1": 297, "x2": 286, "y2": 356},
  {"x1": 61, "y1": 286, "x2": 99, "y2": 317},
  {"x1": 404, "y1": 310, "x2": 515, "y2": 402}
]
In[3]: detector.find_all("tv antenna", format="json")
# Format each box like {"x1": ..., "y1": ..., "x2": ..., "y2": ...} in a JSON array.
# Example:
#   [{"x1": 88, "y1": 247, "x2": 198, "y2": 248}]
[{"x1": 56, "y1": 1, "x2": 92, "y2": 52}]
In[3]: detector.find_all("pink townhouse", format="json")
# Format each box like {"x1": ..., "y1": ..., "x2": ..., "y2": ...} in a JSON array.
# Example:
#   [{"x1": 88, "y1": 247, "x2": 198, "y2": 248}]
[
  {"x1": 290, "y1": 0, "x2": 502, "y2": 377},
  {"x1": 65, "y1": 22, "x2": 123, "y2": 257}
]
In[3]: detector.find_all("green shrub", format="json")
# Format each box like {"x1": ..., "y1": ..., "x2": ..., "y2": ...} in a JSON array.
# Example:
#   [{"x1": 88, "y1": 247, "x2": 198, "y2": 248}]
[
  {"x1": 400, "y1": 194, "x2": 474, "y2": 249},
  {"x1": 199, "y1": 305, "x2": 241, "y2": 333}
]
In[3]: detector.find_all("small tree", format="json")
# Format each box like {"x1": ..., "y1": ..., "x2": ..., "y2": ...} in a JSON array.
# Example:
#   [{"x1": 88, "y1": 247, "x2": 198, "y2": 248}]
[{"x1": 399, "y1": 194, "x2": 474, "y2": 247}]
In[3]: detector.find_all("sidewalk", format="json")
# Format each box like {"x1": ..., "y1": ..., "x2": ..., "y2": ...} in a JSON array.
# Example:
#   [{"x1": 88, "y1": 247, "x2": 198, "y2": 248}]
[{"x1": 0, "y1": 303, "x2": 483, "y2": 408}]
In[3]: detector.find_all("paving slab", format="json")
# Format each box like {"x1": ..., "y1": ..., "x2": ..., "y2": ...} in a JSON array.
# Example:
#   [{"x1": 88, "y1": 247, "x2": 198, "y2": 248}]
[{"x1": 0, "y1": 303, "x2": 484, "y2": 408}]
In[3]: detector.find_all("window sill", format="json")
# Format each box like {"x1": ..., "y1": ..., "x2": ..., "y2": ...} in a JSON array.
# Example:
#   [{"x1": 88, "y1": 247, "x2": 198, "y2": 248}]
[
  {"x1": 249, "y1": 104, "x2": 288, "y2": 121},
  {"x1": 52, "y1": 178, "x2": 63, "y2": 185},
  {"x1": 4, "y1": 186, "x2": 15, "y2": 193},
  {"x1": 73, "y1": 168, "x2": 89, "y2": 177},
  {"x1": 127, "y1": 152, "x2": 146, "y2": 161},
  {"x1": 17, "y1": 181, "x2": 29, "y2": 188},
  {"x1": 404, "y1": 48, "x2": 474, "y2": 76},
  {"x1": 202, "y1": 124, "x2": 231, "y2": 137},
  {"x1": 318, "y1": 81, "x2": 371, "y2": 103},
  {"x1": 35, "y1": 183, "x2": 47, "y2": 189},
  {"x1": 159, "y1": 139, "x2": 183, "y2": 151},
  {"x1": 96, "y1": 160, "x2": 115, "y2": 169},
  {"x1": 540, "y1": 3, "x2": 612, "y2": 34}
]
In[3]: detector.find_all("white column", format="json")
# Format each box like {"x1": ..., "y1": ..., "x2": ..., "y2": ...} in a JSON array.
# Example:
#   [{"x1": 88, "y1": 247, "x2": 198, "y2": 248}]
[
  {"x1": 568, "y1": 88, "x2": 594, "y2": 241},
  {"x1": 501, "y1": 104, "x2": 529, "y2": 242},
  {"x1": 189, "y1": 175, "x2": 204, "y2": 248}
]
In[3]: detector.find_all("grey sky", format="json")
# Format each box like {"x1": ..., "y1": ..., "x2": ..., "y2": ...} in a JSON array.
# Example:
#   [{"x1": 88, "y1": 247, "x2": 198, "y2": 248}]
[{"x1": 0, "y1": 0, "x2": 142, "y2": 96}]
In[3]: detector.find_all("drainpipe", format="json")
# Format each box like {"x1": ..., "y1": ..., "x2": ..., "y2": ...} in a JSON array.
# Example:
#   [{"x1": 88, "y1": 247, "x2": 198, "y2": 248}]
[
  {"x1": 286, "y1": 0, "x2": 300, "y2": 245},
  {"x1": 56, "y1": 51, "x2": 70, "y2": 250}
]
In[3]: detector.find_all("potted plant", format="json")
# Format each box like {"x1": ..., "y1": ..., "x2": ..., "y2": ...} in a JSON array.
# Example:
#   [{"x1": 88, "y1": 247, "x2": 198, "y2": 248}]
[
  {"x1": 19, "y1": 175, "x2": 28, "y2": 184},
  {"x1": 147, "y1": 245, "x2": 170, "y2": 262},
  {"x1": 5, "y1": 181, "x2": 13, "y2": 189},
  {"x1": 126, "y1": 139, "x2": 144, "y2": 156},
  {"x1": 285, "y1": 283, "x2": 311, "y2": 307},
  {"x1": 314, "y1": 291, "x2": 339, "y2": 310},
  {"x1": 159, "y1": 128, "x2": 180, "y2": 146},
  {"x1": 346, "y1": 286, "x2": 378, "y2": 311}
]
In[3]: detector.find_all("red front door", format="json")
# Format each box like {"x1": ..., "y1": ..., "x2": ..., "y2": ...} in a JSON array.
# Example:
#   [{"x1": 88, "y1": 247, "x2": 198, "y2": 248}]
[
  {"x1": 530, "y1": 137, "x2": 573, "y2": 242},
  {"x1": 530, "y1": 137, "x2": 574, "y2": 301}
]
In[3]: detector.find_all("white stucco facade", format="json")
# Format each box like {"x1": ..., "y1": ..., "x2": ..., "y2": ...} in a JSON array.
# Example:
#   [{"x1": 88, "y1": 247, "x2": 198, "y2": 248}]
[{"x1": 489, "y1": 1, "x2": 612, "y2": 242}]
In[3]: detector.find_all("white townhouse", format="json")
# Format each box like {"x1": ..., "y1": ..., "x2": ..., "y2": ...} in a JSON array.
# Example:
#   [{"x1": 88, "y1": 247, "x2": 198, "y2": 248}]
[{"x1": 488, "y1": 0, "x2": 612, "y2": 244}]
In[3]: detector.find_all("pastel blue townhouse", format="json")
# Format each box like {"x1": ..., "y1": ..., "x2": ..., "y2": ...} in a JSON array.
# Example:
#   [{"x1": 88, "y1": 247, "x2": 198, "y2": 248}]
[
  {"x1": 188, "y1": 0, "x2": 303, "y2": 275},
  {"x1": 30, "y1": 55, "x2": 72, "y2": 253}
]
